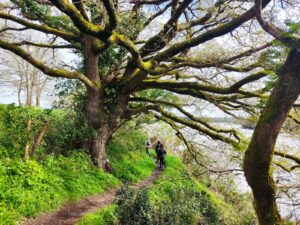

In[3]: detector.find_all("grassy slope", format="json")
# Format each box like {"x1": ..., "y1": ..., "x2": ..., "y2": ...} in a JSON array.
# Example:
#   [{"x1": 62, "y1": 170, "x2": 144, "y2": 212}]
[
  {"x1": 0, "y1": 104, "x2": 255, "y2": 225},
  {"x1": 0, "y1": 149, "x2": 155, "y2": 225},
  {"x1": 0, "y1": 103, "x2": 156, "y2": 225},
  {"x1": 108, "y1": 147, "x2": 156, "y2": 183},
  {"x1": 77, "y1": 155, "x2": 256, "y2": 225}
]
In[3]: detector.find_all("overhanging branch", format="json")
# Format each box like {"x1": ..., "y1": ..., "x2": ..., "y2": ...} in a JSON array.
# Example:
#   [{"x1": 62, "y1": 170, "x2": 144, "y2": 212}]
[
  {"x1": 0, "y1": 11, "x2": 80, "y2": 42},
  {"x1": 0, "y1": 39, "x2": 98, "y2": 89}
]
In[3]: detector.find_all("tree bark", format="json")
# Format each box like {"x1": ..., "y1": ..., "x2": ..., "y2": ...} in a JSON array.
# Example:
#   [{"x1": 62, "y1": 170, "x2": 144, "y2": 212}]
[
  {"x1": 83, "y1": 35, "x2": 102, "y2": 128},
  {"x1": 243, "y1": 48, "x2": 300, "y2": 225},
  {"x1": 82, "y1": 35, "x2": 129, "y2": 168},
  {"x1": 30, "y1": 121, "x2": 49, "y2": 157},
  {"x1": 35, "y1": 74, "x2": 41, "y2": 107},
  {"x1": 82, "y1": 35, "x2": 114, "y2": 167},
  {"x1": 24, "y1": 119, "x2": 32, "y2": 160},
  {"x1": 89, "y1": 125, "x2": 110, "y2": 167}
]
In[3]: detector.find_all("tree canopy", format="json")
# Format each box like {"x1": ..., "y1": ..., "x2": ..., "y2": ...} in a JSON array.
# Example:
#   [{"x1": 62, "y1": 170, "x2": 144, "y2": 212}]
[{"x1": 0, "y1": 0, "x2": 275, "y2": 147}]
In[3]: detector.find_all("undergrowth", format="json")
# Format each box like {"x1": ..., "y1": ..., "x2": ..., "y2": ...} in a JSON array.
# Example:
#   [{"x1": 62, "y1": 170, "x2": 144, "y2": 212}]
[
  {"x1": 0, "y1": 152, "x2": 119, "y2": 224},
  {"x1": 77, "y1": 155, "x2": 257, "y2": 225}
]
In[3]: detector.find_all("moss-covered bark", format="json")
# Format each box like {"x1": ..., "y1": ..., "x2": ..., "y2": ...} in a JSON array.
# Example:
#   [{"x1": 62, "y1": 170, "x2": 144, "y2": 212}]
[{"x1": 243, "y1": 48, "x2": 300, "y2": 225}]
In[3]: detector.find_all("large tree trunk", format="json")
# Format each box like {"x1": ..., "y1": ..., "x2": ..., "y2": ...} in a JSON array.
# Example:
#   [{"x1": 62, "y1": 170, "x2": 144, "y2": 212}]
[
  {"x1": 89, "y1": 124, "x2": 111, "y2": 167},
  {"x1": 86, "y1": 93, "x2": 128, "y2": 167},
  {"x1": 81, "y1": 34, "x2": 131, "y2": 168},
  {"x1": 82, "y1": 35, "x2": 129, "y2": 168},
  {"x1": 83, "y1": 35, "x2": 102, "y2": 127},
  {"x1": 243, "y1": 49, "x2": 300, "y2": 225}
]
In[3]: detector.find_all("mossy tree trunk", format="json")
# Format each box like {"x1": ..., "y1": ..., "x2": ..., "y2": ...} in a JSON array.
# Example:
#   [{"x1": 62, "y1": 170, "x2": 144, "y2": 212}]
[
  {"x1": 82, "y1": 35, "x2": 128, "y2": 168},
  {"x1": 85, "y1": 96, "x2": 128, "y2": 167},
  {"x1": 243, "y1": 48, "x2": 300, "y2": 225}
]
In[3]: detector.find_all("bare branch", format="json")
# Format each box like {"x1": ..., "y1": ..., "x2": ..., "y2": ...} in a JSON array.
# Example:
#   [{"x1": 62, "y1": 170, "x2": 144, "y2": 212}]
[
  {"x1": 274, "y1": 151, "x2": 300, "y2": 165},
  {"x1": 255, "y1": 0, "x2": 300, "y2": 48},
  {"x1": 0, "y1": 39, "x2": 98, "y2": 89}
]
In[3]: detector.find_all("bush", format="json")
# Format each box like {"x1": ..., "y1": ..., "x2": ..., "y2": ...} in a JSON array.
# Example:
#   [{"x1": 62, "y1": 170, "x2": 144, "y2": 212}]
[
  {"x1": 0, "y1": 104, "x2": 93, "y2": 158},
  {"x1": 0, "y1": 104, "x2": 47, "y2": 157},
  {"x1": 115, "y1": 187, "x2": 152, "y2": 225},
  {"x1": 43, "y1": 109, "x2": 93, "y2": 156}
]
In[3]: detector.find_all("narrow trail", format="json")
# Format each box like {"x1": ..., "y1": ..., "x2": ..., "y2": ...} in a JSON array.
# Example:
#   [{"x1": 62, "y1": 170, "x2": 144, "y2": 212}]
[{"x1": 22, "y1": 168, "x2": 162, "y2": 225}]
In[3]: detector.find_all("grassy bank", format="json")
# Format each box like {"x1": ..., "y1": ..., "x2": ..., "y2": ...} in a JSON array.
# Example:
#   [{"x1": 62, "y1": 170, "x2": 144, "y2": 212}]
[
  {"x1": 77, "y1": 155, "x2": 256, "y2": 225},
  {"x1": 0, "y1": 149, "x2": 155, "y2": 225},
  {"x1": 0, "y1": 104, "x2": 157, "y2": 224}
]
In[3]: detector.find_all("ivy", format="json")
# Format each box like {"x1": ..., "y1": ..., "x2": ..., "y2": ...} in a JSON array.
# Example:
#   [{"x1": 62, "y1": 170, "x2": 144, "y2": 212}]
[{"x1": 12, "y1": 0, "x2": 77, "y2": 33}]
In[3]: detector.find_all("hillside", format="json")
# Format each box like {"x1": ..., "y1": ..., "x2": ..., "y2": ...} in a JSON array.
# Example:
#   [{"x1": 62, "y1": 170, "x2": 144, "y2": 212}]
[
  {"x1": 0, "y1": 104, "x2": 256, "y2": 225},
  {"x1": 77, "y1": 154, "x2": 257, "y2": 225}
]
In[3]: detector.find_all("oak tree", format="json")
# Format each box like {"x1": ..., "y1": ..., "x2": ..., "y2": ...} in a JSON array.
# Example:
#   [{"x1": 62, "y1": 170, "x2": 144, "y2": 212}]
[{"x1": 0, "y1": 0, "x2": 272, "y2": 169}]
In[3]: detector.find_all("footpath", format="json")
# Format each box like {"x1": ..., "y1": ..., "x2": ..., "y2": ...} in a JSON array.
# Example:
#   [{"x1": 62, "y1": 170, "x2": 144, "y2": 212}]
[{"x1": 22, "y1": 168, "x2": 162, "y2": 225}]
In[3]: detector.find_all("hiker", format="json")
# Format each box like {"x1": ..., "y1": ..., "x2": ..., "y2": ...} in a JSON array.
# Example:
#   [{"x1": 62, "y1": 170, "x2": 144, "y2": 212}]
[
  {"x1": 155, "y1": 141, "x2": 161, "y2": 162},
  {"x1": 157, "y1": 144, "x2": 167, "y2": 169},
  {"x1": 145, "y1": 140, "x2": 151, "y2": 156},
  {"x1": 104, "y1": 159, "x2": 113, "y2": 174}
]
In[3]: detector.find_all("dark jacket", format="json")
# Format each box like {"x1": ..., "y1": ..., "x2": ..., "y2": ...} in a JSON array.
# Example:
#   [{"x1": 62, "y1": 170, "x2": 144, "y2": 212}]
[
  {"x1": 157, "y1": 148, "x2": 166, "y2": 158},
  {"x1": 155, "y1": 143, "x2": 160, "y2": 153}
]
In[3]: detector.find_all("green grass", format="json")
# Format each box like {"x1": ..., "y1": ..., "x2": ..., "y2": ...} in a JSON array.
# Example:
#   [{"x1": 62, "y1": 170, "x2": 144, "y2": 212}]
[
  {"x1": 77, "y1": 154, "x2": 257, "y2": 225},
  {"x1": 108, "y1": 145, "x2": 156, "y2": 183},
  {"x1": 76, "y1": 205, "x2": 117, "y2": 225},
  {"x1": 0, "y1": 147, "x2": 156, "y2": 225},
  {"x1": 0, "y1": 152, "x2": 120, "y2": 224},
  {"x1": 147, "y1": 155, "x2": 256, "y2": 225}
]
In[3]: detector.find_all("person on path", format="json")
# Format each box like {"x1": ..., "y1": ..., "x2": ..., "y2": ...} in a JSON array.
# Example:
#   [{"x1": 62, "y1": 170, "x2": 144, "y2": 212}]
[
  {"x1": 145, "y1": 140, "x2": 151, "y2": 156},
  {"x1": 157, "y1": 144, "x2": 167, "y2": 169},
  {"x1": 155, "y1": 141, "x2": 161, "y2": 162}
]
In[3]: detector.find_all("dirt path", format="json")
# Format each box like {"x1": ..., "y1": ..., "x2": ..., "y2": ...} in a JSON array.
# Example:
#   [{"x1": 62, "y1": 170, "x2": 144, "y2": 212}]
[{"x1": 22, "y1": 168, "x2": 162, "y2": 225}]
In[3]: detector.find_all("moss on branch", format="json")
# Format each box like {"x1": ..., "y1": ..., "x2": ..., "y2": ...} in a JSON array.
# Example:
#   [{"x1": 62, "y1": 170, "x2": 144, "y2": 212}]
[
  {"x1": 0, "y1": 11, "x2": 80, "y2": 41},
  {"x1": 142, "y1": 71, "x2": 268, "y2": 95},
  {"x1": 131, "y1": 96, "x2": 240, "y2": 141},
  {"x1": 50, "y1": 0, "x2": 109, "y2": 40}
]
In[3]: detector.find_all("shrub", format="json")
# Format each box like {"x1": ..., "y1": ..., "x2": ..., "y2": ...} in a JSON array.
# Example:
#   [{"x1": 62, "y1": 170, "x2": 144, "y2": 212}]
[
  {"x1": 115, "y1": 187, "x2": 152, "y2": 225},
  {"x1": 0, "y1": 104, "x2": 47, "y2": 158},
  {"x1": 0, "y1": 104, "x2": 93, "y2": 158}
]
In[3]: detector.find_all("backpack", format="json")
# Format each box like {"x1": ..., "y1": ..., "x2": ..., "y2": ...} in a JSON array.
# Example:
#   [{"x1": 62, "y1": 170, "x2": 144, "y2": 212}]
[
  {"x1": 158, "y1": 148, "x2": 166, "y2": 158},
  {"x1": 155, "y1": 144, "x2": 160, "y2": 153}
]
